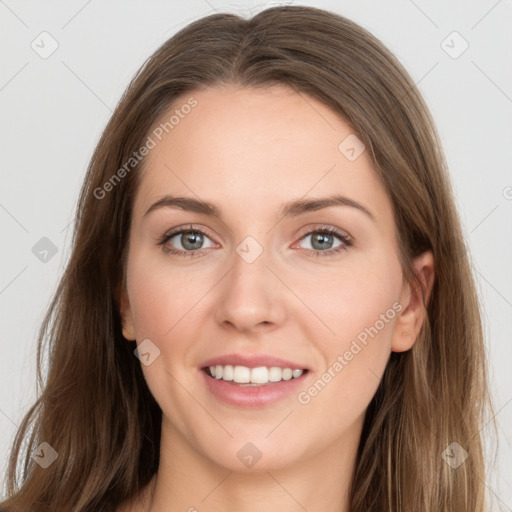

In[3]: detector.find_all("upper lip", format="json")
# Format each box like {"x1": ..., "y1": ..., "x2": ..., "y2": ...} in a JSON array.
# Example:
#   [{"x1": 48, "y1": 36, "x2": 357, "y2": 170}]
[{"x1": 200, "y1": 353, "x2": 310, "y2": 370}]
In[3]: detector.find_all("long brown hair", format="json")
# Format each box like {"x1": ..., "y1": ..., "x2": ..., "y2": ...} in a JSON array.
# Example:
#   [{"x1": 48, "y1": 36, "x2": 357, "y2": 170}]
[{"x1": 1, "y1": 6, "x2": 494, "y2": 511}]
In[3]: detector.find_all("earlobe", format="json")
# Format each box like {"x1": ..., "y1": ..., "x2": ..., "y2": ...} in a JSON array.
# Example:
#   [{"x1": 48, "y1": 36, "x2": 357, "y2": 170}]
[
  {"x1": 117, "y1": 283, "x2": 136, "y2": 341},
  {"x1": 391, "y1": 251, "x2": 435, "y2": 352}
]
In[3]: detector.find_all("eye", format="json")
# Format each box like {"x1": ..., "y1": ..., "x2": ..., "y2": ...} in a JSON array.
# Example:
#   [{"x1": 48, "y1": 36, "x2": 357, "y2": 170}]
[
  {"x1": 295, "y1": 226, "x2": 352, "y2": 257},
  {"x1": 157, "y1": 225, "x2": 216, "y2": 257},
  {"x1": 157, "y1": 224, "x2": 352, "y2": 259}
]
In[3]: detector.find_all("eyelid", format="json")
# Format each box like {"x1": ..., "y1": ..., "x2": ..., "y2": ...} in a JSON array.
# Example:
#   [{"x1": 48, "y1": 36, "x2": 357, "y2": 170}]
[
  {"x1": 160, "y1": 224, "x2": 217, "y2": 241},
  {"x1": 294, "y1": 224, "x2": 352, "y2": 243}
]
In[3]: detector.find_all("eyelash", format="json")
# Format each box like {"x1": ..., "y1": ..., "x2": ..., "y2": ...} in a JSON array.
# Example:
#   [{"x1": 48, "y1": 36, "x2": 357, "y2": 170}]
[{"x1": 157, "y1": 224, "x2": 353, "y2": 259}]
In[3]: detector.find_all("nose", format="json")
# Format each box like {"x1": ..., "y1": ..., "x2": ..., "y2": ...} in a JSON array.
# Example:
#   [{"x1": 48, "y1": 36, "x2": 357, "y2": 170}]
[{"x1": 214, "y1": 240, "x2": 287, "y2": 334}]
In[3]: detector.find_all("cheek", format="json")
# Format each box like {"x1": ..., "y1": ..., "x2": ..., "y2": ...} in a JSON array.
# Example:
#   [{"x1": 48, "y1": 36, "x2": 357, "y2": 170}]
[
  {"x1": 295, "y1": 281, "x2": 400, "y2": 439},
  {"x1": 125, "y1": 254, "x2": 218, "y2": 397},
  {"x1": 298, "y1": 258, "x2": 402, "y2": 348},
  {"x1": 295, "y1": 257, "x2": 402, "y2": 406},
  {"x1": 124, "y1": 256, "x2": 210, "y2": 419},
  {"x1": 126, "y1": 254, "x2": 211, "y2": 340}
]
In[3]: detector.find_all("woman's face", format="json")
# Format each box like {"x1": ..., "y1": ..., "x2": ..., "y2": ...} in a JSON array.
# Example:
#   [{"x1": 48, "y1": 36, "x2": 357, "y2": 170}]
[{"x1": 120, "y1": 84, "x2": 430, "y2": 472}]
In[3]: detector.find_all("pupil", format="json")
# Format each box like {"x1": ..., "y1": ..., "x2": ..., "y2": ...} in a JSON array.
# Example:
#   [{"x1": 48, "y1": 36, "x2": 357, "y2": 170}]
[
  {"x1": 183, "y1": 231, "x2": 203, "y2": 250},
  {"x1": 312, "y1": 233, "x2": 332, "y2": 250}
]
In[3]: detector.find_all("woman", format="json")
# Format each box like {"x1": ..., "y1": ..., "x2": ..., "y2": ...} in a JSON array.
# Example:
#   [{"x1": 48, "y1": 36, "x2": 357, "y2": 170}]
[{"x1": 0, "y1": 5, "x2": 493, "y2": 511}]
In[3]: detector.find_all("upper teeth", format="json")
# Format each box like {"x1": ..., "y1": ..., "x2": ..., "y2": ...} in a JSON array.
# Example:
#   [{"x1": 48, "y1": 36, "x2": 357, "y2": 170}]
[{"x1": 209, "y1": 365, "x2": 304, "y2": 384}]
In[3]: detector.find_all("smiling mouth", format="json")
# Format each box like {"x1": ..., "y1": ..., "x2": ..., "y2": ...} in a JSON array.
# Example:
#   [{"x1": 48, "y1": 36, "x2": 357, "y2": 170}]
[{"x1": 201, "y1": 366, "x2": 310, "y2": 386}]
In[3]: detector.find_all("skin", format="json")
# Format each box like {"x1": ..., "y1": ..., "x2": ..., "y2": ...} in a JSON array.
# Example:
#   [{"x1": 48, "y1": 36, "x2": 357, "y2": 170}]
[{"x1": 118, "y1": 84, "x2": 434, "y2": 512}]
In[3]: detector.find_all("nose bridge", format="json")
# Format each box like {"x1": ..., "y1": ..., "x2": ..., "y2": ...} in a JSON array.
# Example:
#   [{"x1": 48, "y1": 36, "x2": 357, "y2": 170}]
[
  {"x1": 214, "y1": 232, "x2": 285, "y2": 331},
  {"x1": 232, "y1": 233, "x2": 269, "y2": 286}
]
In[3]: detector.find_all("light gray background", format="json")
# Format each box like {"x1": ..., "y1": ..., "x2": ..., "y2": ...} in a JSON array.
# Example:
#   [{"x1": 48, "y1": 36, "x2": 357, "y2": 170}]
[{"x1": 1, "y1": 0, "x2": 511, "y2": 508}]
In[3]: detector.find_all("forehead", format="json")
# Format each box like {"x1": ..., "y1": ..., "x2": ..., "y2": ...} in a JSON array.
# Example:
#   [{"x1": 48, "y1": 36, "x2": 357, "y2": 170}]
[{"x1": 133, "y1": 84, "x2": 390, "y2": 223}]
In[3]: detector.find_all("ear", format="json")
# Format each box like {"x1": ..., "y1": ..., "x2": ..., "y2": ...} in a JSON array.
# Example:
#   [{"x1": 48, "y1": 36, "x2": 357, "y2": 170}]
[
  {"x1": 391, "y1": 251, "x2": 435, "y2": 352},
  {"x1": 117, "y1": 282, "x2": 136, "y2": 341}
]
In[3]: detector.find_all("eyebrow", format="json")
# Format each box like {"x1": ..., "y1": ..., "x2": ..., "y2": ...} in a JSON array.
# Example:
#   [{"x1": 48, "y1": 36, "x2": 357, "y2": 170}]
[{"x1": 143, "y1": 194, "x2": 375, "y2": 221}]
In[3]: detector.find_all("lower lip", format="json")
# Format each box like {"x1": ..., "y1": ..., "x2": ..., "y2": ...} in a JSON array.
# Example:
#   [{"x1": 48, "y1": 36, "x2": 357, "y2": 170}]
[{"x1": 200, "y1": 369, "x2": 310, "y2": 408}]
